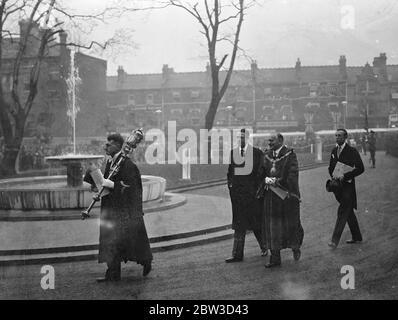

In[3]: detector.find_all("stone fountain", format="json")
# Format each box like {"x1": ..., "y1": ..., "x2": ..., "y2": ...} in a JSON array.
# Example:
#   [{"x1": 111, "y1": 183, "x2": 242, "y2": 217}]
[{"x1": 0, "y1": 51, "x2": 167, "y2": 211}]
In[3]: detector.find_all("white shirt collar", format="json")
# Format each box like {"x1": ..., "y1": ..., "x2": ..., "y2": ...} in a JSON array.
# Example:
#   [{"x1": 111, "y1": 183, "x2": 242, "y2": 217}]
[
  {"x1": 274, "y1": 145, "x2": 284, "y2": 157},
  {"x1": 336, "y1": 142, "x2": 346, "y2": 151},
  {"x1": 110, "y1": 151, "x2": 122, "y2": 164},
  {"x1": 240, "y1": 144, "x2": 250, "y2": 153}
]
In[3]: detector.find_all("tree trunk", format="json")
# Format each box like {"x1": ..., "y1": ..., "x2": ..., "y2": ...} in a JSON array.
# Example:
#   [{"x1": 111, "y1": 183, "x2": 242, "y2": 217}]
[
  {"x1": 0, "y1": 140, "x2": 21, "y2": 177},
  {"x1": 205, "y1": 96, "x2": 220, "y2": 131},
  {"x1": 0, "y1": 102, "x2": 25, "y2": 177},
  {"x1": 204, "y1": 96, "x2": 221, "y2": 162}
]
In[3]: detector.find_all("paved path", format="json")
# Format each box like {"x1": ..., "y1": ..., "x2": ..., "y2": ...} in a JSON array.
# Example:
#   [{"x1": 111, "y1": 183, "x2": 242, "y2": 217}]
[
  {"x1": 0, "y1": 194, "x2": 231, "y2": 251},
  {"x1": 0, "y1": 152, "x2": 397, "y2": 299}
]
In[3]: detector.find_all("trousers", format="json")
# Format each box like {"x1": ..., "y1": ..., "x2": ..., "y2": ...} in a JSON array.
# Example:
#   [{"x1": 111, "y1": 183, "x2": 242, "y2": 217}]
[
  {"x1": 231, "y1": 229, "x2": 265, "y2": 259},
  {"x1": 332, "y1": 185, "x2": 362, "y2": 245}
]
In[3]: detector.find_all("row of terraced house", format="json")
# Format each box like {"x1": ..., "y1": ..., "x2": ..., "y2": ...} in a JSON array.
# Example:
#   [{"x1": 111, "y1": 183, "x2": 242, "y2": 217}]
[
  {"x1": 107, "y1": 54, "x2": 398, "y2": 134},
  {"x1": 2, "y1": 20, "x2": 398, "y2": 141}
]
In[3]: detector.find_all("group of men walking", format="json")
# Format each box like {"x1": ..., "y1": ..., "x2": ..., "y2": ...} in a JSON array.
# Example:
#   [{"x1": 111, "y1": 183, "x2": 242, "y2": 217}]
[
  {"x1": 226, "y1": 128, "x2": 365, "y2": 268},
  {"x1": 85, "y1": 127, "x2": 365, "y2": 281},
  {"x1": 226, "y1": 129, "x2": 304, "y2": 268}
]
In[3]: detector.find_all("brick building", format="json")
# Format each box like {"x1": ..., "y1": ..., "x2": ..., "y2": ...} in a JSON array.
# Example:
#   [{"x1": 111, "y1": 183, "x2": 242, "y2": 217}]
[
  {"x1": 107, "y1": 54, "x2": 398, "y2": 134},
  {"x1": 0, "y1": 20, "x2": 107, "y2": 140}
]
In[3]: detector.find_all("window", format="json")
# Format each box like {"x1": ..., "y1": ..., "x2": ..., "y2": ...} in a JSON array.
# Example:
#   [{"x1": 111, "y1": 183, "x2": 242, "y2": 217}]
[
  {"x1": 281, "y1": 105, "x2": 293, "y2": 120},
  {"x1": 309, "y1": 82, "x2": 319, "y2": 97},
  {"x1": 262, "y1": 105, "x2": 274, "y2": 120},
  {"x1": 262, "y1": 105, "x2": 274, "y2": 114},
  {"x1": 189, "y1": 108, "x2": 201, "y2": 115},
  {"x1": 191, "y1": 90, "x2": 200, "y2": 99},
  {"x1": 48, "y1": 90, "x2": 59, "y2": 99},
  {"x1": 327, "y1": 83, "x2": 338, "y2": 96},
  {"x1": 1, "y1": 74, "x2": 12, "y2": 92},
  {"x1": 146, "y1": 93, "x2": 154, "y2": 105},
  {"x1": 128, "y1": 94, "x2": 135, "y2": 105},
  {"x1": 236, "y1": 107, "x2": 247, "y2": 118},
  {"x1": 191, "y1": 118, "x2": 200, "y2": 125},
  {"x1": 189, "y1": 108, "x2": 201, "y2": 125},
  {"x1": 172, "y1": 91, "x2": 181, "y2": 102},
  {"x1": 305, "y1": 102, "x2": 320, "y2": 112},
  {"x1": 170, "y1": 108, "x2": 183, "y2": 120},
  {"x1": 328, "y1": 102, "x2": 339, "y2": 112},
  {"x1": 48, "y1": 71, "x2": 59, "y2": 81}
]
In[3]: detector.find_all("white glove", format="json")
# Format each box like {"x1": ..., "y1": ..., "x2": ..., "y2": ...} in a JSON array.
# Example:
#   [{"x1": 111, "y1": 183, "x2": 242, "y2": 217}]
[
  {"x1": 102, "y1": 178, "x2": 114, "y2": 189},
  {"x1": 265, "y1": 177, "x2": 276, "y2": 185}
]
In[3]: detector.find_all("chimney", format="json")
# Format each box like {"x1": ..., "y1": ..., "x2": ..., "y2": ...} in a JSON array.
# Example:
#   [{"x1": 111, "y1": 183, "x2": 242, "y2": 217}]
[
  {"x1": 339, "y1": 55, "x2": 347, "y2": 80},
  {"x1": 162, "y1": 64, "x2": 174, "y2": 84},
  {"x1": 206, "y1": 62, "x2": 211, "y2": 78},
  {"x1": 59, "y1": 30, "x2": 67, "y2": 59},
  {"x1": 117, "y1": 66, "x2": 126, "y2": 86},
  {"x1": 59, "y1": 30, "x2": 67, "y2": 45},
  {"x1": 295, "y1": 58, "x2": 302, "y2": 82},
  {"x1": 19, "y1": 19, "x2": 30, "y2": 39},
  {"x1": 373, "y1": 53, "x2": 387, "y2": 82}
]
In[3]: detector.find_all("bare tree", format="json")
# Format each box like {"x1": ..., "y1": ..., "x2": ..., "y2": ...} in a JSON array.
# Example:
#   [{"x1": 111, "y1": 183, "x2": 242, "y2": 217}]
[
  {"x1": 0, "y1": 0, "x2": 124, "y2": 176},
  {"x1": 116, "y1": 0, "x2": 258, "y2": 130},
  {"x1": 163, "y1": 0, "x2": 257, "y2": 130}
]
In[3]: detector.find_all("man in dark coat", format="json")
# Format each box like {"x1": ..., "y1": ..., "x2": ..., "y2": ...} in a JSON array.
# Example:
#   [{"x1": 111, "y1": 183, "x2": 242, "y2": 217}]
[
  {"x1": 258, "y1": 133, "x2": 304, "y2": 268},
  {"x1": 226, "y1": 129, "x2": 266, "y2": 263},
  {"x1": 84, "y1": 133, "x2": 153, "y2": 282},
  {"x1": 328, "y1": 128, "x2": 364, "y2": 249}
]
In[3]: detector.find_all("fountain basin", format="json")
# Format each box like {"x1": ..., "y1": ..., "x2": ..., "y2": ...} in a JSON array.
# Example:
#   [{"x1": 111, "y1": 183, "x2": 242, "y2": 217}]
[
  {"x1": 45, "y1": 155, "x2": 105, "y2": 187},
  {"x1": 0, "y1": 175, "x2": 166, "y2": 210}
]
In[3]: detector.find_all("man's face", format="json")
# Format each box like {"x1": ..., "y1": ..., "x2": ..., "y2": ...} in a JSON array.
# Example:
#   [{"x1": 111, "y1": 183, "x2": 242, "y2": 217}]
[
  {"x1": 335, "y1": 130, "x2": 346, "y2": 146},
  {"x1": 268, "y1": 135, "x2": 282, "y2": 151},
  {"x1": 104, "y1": 139, "x2": 121, "y2": 157}
]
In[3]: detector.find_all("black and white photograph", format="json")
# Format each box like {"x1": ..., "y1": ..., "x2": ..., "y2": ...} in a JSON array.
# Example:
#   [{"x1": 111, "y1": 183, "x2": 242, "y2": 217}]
[{"x1": 0, "y1": 0, "x2": 397, "y2": 305}]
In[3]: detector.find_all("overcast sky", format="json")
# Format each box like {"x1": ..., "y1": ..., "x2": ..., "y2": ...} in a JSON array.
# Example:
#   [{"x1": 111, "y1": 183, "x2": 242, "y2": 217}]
[{"x1": 66, "y1": 0, "x2": 398, "y2": 76}]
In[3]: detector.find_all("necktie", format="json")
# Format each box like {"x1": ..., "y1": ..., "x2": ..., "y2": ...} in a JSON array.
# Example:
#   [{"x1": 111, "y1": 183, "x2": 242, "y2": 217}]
[
  {"x1": 240, "y1": 148, "x2": 244, "y2": 157},
  {"x1": 337, "y1": 146, "x2": 342, "y2": 158}
]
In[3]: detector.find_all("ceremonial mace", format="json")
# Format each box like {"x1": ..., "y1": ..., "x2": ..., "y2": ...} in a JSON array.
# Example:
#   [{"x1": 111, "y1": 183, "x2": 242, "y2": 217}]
[{"x1": 81, "y1": 128, "x2": 144, "y2": 220}]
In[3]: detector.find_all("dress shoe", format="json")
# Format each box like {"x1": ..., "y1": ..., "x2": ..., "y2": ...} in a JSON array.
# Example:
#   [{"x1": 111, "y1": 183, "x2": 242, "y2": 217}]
[
  {"x1": 96, "y1": 275, "x2": 120, "y2": 283},
  {"x1": 346, "y1": 239, "x2": 362, "y2": 244},
  {"x1": 293, "y1": 249, "x2": 301, "y2": 261},
  {"x1": 225, "y1": 257, "x2": 243, "y2": 263},
  {"x1": 143, "y1": 263, "x2": 152, "y2": 277},
  {"x1": 96, "y1": 277, "x2": 109, "y2": 283},
  {"x1": 261, "y1": 250, "x2": 268, "y2": 257},
  {"x1": 264, "y1": 261, "x2": 281, "y2": 268},
  {"x1": 328, "y1": 242, "x2": 337, "y2": 249}
]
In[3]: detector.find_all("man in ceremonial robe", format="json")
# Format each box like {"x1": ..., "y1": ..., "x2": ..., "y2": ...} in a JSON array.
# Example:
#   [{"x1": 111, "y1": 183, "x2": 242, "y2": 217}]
[
  {"x1": 258, "y1": 133, "x2": 304, "y2": 268},
  {"x1": 84, "y1": 133, "x2": 153, "y2": 282}
]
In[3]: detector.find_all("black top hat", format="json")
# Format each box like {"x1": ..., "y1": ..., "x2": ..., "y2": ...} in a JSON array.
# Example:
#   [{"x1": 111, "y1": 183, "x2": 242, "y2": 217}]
[{"x1": 326, "y1": 179, "x2": 343, "y2": 193}]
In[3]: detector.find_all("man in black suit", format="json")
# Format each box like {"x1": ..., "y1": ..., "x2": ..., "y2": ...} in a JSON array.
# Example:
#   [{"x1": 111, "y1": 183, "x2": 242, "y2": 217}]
[
  {"x1": 328, "y1": 128, "x2": 365, "y2": 249},
  {"x1": 226, "y1": 128, "x2": 266, "y2": 262},
  {"x1": 367, "y1": 130, "x2": 376, "y2": 168}
]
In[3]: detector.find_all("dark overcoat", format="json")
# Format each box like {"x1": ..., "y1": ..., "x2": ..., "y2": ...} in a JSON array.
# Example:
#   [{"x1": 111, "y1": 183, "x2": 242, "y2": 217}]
[
  {"x1": 258, "y1": 146, "x2": 304, "y2": 250},
  {"x1": 328, "y1": 144, "x2": 364, "y2": 210},
  {"x1": 367, "y1": 135, "x2": 376, "y2": 152},
  {"x1": 85, "y1": 156, "x2": 153, "y2": 265},
  {"x1": 227, "y1": 145, "x2": 263, "y2": 231}
]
